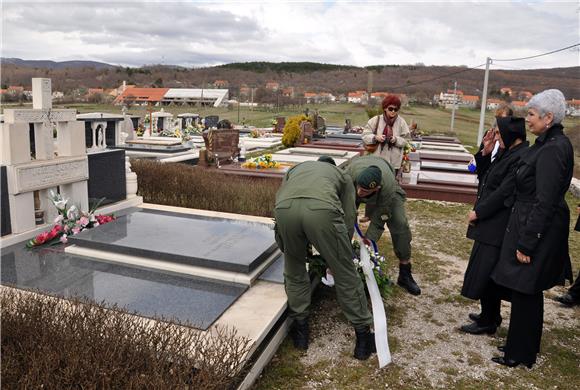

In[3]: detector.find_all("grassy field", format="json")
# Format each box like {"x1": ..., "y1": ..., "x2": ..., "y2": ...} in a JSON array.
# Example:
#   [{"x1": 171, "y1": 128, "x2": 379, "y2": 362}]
[{"x1": 2, "y1": 101, "x2": 578, "y2": 172}]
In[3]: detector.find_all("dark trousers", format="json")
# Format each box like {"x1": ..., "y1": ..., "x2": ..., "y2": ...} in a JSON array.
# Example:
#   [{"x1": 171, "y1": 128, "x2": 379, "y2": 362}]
[
  {"x1": 505, "y1": 290, "x2": 544, "y2": 364},
  {"x1": 569, "y1": 270, "x2": 580, "y2": 299},
  {"x1": 479, "y1": 281, "x2": 502, "y2": 325}
]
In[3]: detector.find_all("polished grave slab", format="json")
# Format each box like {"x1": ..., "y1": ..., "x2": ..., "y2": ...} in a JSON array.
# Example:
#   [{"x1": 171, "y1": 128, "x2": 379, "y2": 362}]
[
  {"x1": 0, "y1": 243, "x2": 246, "y2": 330},
  {"x1": 259, "y1": 254, "x2": 284, "y2": 284},
  {"x1": 68, "y1": 208, "x2": 278, "y2": 274}
]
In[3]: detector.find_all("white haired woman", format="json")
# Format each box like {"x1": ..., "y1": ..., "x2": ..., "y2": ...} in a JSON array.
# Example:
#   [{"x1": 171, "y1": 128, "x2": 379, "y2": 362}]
[{"x1": 490, "y1": 89, "x2": 574, "y2": 368}]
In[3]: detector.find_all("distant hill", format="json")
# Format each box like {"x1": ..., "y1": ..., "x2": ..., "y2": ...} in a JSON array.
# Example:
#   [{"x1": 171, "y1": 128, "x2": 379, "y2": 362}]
[
  {"x1": 1, "y1": 58, "x2": 578, "y2": 100},
  {"x1": 1, "y1": 57, "x2": 114, "y2": 70}
]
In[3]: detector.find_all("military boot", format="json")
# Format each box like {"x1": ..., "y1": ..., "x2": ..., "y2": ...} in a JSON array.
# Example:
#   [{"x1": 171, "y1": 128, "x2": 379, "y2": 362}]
[
  {"x1": 290, "y1": 318, "x2": 309, "y2": 350},
  {"x1": 354, "y1": 326, "x2": 376, "y2": 360},
  {"x1": 398, "y1": 263, "x2": 421, "y2": 296}
]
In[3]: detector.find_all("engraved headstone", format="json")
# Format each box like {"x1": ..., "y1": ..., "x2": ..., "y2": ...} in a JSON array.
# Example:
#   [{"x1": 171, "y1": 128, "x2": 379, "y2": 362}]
[
  {"x1": 204, "y1": 115, "x2": 219, "y2": 129},
  {"x1": 202, "y1": 129, "x2": 240, "y2": 164},
  {"x1": 0, "y1": 78, "x2": 88, "y2": 234}
]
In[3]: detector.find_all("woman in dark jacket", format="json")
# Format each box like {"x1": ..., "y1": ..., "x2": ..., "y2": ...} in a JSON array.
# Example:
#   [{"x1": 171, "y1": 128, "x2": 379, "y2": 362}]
[
  {"x1": 491, "y1": 89, "x2": 574, "y2": 368},
  {"x1": 460, "y1": 116, "x2": 529, "y2": 335}
]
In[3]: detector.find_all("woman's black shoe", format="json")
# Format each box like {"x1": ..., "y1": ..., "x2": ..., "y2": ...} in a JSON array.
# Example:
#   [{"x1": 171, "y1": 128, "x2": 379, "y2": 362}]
[
  {"x1": 460, "y1": 322, "x2": 497, "y2": 335},
  {"x1": 468, "y1": 312, "x2": 502, "y2": 326},
  {"x1": 491, "y1": 356, "x2": 533, "y2": 369}
]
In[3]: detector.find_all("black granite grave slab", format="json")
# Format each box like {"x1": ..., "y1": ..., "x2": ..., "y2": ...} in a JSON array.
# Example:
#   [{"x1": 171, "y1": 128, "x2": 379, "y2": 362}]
[
  {"x1": 68, "y1": 209, "x2": 278, "y2": 274},
  {"x1": 88, "y1": 149, "x2": 126, "y2": 205},
  {"x1": 0, "y1": 243, "x2": 246, "y2": 330},
  {"x1": 1, "y1": 166, "x2": 11, "y2": 236},
  {"x1": 259, "y1": 253, "x2": 284, "y2": 284}
]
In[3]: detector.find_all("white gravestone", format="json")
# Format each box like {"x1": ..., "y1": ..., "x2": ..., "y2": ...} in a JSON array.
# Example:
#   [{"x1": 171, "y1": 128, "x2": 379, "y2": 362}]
[{"x1": 0, "y1": 78, "x2": 88, "y2": 234}]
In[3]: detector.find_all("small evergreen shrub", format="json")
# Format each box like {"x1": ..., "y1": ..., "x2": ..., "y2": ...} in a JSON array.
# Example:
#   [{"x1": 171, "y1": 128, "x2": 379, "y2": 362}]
[
  {"x1": 281, "y1": 114, "x2": 310, "y2": 147},
  {"x1": 132, "y1": 159, "x2": 280, "y2": 217}
]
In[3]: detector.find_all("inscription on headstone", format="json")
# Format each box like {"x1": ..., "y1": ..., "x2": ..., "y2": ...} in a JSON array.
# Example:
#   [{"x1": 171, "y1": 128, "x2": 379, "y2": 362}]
[{"x1": 8, "y1": 157, "x2": 89, "y2": 194}]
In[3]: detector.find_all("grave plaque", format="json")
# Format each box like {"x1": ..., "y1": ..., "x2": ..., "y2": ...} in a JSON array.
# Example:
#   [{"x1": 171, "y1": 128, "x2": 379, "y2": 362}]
[
  {"x1": 0, "y1": 244, "x2": 246, "y2": 330},
  {"x1": 68, "y1": 209, "x2": 278, "y2": 274},
  {"x1": 204, "y1": 115, "x2": 219, "y2": 129},
  {"x1": 7, "y1": 157, "x2": 89, "y2": 194},
  {"x1": 202, "y1": 129, "x2": 240, "y2": 162}
]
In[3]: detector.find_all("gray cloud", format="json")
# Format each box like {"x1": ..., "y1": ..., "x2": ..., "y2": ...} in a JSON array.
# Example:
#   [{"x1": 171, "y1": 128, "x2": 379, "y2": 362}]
[{"x1": 2, "y1": 1, "x2": 578, "y2": 69}]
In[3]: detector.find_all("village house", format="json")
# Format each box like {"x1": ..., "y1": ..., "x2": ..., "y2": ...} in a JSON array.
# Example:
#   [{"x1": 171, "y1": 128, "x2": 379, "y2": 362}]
[
  {"x1": 486, "y1": 98, "x2": 505, "y2": 110},
  {"x1": 347, "y1": 90, "x2": 367, "y2": 104},
  {"x1": 265, "y1": 81, "x2": 279, "y2": 91},
  {"x1": 213, "y1": 80, "x2": 229, "y2": 88},
  {"x1": 282, "y1": 87, "x2": 295, "y2": 98},
  {"x1": 459, "y1": 95, "x2": 479, "y2": 108}
]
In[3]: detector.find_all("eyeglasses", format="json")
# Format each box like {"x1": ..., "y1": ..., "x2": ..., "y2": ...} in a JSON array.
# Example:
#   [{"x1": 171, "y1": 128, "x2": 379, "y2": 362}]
[{"x1": 386, "y1": 106, "x2": 399, "y2": 113}]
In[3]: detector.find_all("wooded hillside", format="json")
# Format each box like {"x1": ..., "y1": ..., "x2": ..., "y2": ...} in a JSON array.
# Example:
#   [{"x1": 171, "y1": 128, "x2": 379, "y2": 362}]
[{"x1": 1, "y1": 59, "x2": 578, "y2": 100}]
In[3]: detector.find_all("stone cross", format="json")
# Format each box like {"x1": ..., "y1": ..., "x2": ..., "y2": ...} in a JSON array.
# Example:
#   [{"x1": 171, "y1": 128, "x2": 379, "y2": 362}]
[{"x1": 1, "y1": 78, "x2": 88, "y2": 234}]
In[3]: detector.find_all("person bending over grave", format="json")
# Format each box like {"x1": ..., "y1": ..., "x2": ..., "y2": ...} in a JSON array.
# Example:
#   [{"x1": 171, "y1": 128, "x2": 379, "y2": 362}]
[
  {"x1": 490, "y1": 89, "x2": 573, "y2": 368},
  {"x1": 273, "y1": 160, "x2": 376, "y2": 360},
  {"x1": 459, "y1": 116, "x2": 528, "y2": 336},
  {"x1": 344, "y1": 156, "x2": 421, "y2": 296}
]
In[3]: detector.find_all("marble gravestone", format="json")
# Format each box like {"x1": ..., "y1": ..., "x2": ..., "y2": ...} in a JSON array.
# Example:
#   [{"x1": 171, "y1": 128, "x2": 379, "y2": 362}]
[
  {"x1": 0, "y1": 78, "x2": 88, "y2": 234},
  {"x1": 68, "y1": 209, "x2": 278, "y2": 274},
  {"x1": 0, "y1": 243, "x2": 246, "y2": 330}
]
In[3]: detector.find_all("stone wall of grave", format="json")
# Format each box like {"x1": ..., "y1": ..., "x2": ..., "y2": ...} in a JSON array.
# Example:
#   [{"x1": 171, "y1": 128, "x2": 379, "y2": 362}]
[
  {"x1": 1, "y1": 166, "x2": 12, "y2": 236},
  {"x1": 87, "y1": 150, "x2": 127, "y2": 206}
]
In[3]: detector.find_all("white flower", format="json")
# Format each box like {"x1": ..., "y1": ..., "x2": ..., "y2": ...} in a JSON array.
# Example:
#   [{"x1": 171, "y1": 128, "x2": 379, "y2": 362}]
[
  {"x1": 67, "y1": 205, "x2": 79, "y2": 220},
  {"x1": 54, "y1": 215, "x2": 64, "y2": 224},
  {"x1": 53, "y1": 198, "x2": 68, "y2": 211}
]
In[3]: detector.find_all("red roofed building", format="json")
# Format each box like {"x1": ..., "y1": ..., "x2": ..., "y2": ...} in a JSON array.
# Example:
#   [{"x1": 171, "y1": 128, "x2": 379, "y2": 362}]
[
  {"x1": 347, "y1": 91, "x2": 368, "y2": 104},
  {"x1": 265, "y1": 81, "x2": 279, "y2": 91},
  {"x1": 460, "y1": 95, "x2": 479, "y2": 108},
  {"x1": 114, "y1": 87, "x2": 170, "y2": 105},
  {"x1": 511, "y1": 100, "x2": 526, "y2": 108},
  {"x1": 213, "y1": 80, "x2": 229, "y2": 88},
  {"x1": 87, "y1": 88, "x2": 104, "y2": 95},
  {"x1": 282, "y1": 87, "x2": 295, "y2": 98},
  {"x1": 8, "y1": 86, "x2": 24, "y2": 93}
]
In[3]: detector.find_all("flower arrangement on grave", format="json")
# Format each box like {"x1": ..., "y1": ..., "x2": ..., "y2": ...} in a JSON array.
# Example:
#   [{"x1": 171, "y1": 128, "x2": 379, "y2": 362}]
[
  {"x1": 308, "y1": 240, "x2": 393, "y2": 299},
  {"x1": 241, "y1": 154, "x2": 281, "y2": 169},
  {"x1": 401, "y1": 142, "x2": 416, "y2": 173},
  {"x1": 26, "y1": 191, "x2": 116, "y2": 248}
]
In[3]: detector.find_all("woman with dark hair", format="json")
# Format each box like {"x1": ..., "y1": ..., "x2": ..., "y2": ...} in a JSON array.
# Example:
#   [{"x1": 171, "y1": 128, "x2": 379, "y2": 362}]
[
  {"x1": 460, "y1": 116, "x2": 528, "y2": 335},
  {"x1": 491, "y1": 89, "x2": 574, "y2": 368},
  {"x1": 362, "y1": 95, "x2": 411, "y2": 174}
]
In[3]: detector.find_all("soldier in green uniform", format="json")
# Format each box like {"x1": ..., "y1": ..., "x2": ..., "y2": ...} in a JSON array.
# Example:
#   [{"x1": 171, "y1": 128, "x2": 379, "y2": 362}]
[
  {"x1": 345, "y1": 155, "x2": 421, "y2": 295},
  {"x1": 274, "y1": 158, "x2": 376, "y2": 360}
]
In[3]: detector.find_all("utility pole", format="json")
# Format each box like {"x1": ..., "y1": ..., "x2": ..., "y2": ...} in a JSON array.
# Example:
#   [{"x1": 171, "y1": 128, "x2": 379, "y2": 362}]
[
  {"x1": 477, "y1": 57, "x2": 492, "y2": 146},
  {"x1": 450, "y1": 80, "x2": 457, "y2": 133}
]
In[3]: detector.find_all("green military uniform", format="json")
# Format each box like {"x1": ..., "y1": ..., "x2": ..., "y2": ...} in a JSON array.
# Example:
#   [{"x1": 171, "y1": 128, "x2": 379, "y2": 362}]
[
  {"x1": 345, "y1": 155, "x2": 412, "y2": 261},
  {"x1": 274, "y1": 161, "x2": 373, "y2": 330}
]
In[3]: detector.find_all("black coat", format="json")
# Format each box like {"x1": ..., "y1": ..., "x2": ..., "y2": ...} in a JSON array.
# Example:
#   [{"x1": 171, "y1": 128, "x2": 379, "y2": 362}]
[
  {"x1": 492, "y1": 124, "x2": 574, "y2": 295},
  {"x1": 467, "y1": 141, "x2": 529, "y2": 247}
]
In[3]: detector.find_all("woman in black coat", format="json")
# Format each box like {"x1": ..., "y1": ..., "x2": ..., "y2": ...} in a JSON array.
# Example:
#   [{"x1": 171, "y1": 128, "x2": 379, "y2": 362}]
[
  {"x1": 460, "y1": 116, "x2": 529, "y2": 335},
  {"x1": 491, "y1": 89, "x2": 574, "y2": 368}
]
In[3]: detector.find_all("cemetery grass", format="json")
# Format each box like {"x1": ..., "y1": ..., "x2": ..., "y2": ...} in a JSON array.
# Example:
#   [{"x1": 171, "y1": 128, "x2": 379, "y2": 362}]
[{"x1": 253, "y1": 196, "x2": 580, "y2": 390}]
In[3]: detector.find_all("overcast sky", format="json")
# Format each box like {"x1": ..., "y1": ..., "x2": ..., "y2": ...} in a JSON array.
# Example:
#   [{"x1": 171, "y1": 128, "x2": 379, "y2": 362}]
[{"x1": 2, "y1": 0, "x2": 578, "y2": 69}]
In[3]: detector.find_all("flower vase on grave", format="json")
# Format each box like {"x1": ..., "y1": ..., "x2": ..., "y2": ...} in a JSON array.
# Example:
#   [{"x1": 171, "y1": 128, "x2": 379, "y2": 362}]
[{"x1": 33, "y1": 191, "x2": 44, "y2": 225}]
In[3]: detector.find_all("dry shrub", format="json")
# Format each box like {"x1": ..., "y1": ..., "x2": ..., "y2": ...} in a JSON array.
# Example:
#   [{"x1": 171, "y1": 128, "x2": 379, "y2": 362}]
[
  {"x1": 1, "y1": 288, "x2": 251, "y2": 389},
  {"x1": 131, "y1": 159, "x2": 280, "y2": 217}
]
